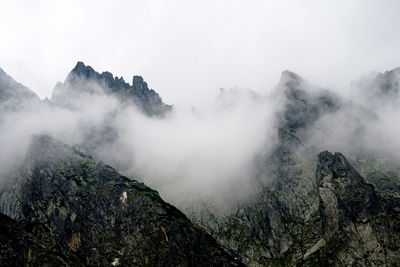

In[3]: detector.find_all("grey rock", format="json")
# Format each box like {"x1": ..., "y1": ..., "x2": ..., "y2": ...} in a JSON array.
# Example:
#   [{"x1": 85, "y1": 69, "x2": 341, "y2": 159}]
[
  {"x1": 275, "y1": 70, "x2": 340, "y2": 134},
  {"x1": 0, "y1": 67, "x2": 40, "y2": 112},
  {"x1": 52, "y1": 61, "x2": 172, "y2": 117},
  {"x1": 0, "y1": 135, "x2": 244, "y2": 266}
]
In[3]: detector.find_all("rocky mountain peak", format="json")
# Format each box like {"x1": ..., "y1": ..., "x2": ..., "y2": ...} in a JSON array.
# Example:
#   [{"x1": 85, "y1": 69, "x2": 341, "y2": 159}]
[
  {"x1": 279, "y1": 70, "x2": 304, "y2": 92},
  {"x1": 316, "y1": 151, "x2": 379, "y2": 222},
  {"x1": 132, "y1": 75, "x2": 144, "y2": 85},
  {"x1": 70, "y1": 61, "x2": 96, "y2": 77},
  {"x1": 66, "y1": 61, "x2": 131, "y2": 90},
  {"x1": 316, "y1": 151, "x2": 364, "y2": 186},
  {"x1": 353, "y1": 67, "x2": 400, "y2": 106},
  {"x1": 377, "y1": 67, "x2": 400, "y2": 96},
  {"x1": 132, "y1": 75, "x2": 149, "y2": 92},
  {"x1": 0, "y1": 67, "x2": 6, "y2": 76},
  {"x1": 0, "y1": 134, "x2": 243, "y2": 266},
  {"x1": 275, "y1": 71, "x2": 340, "y2": 134},
  {"x1": 0, "y1": 67, "x2": 40, "y2": 111},
  {"x1": 53, "y1": 61, "x2": 172, "y2": 116}
]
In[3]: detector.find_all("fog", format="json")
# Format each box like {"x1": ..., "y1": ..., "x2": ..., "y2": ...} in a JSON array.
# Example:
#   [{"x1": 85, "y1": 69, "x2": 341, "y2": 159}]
[
  {"x1": 301, "y1": 70, "x2": 400, "y2": 166},
  {"x1": 114, "y1": 88, "x2": 278, "y2": 212},
  {"x1": 1, "y1": 64, "x2": 400, "y2": 216},
  {"x1": 2, "y1": 0, "x2": 400, "y2": 216},
  {"x1": 0, "y1": 78, "x2": 280, "y2": 214},
  {"x1": 2, "y1": 0, "x2": 400, "y2": 108}
]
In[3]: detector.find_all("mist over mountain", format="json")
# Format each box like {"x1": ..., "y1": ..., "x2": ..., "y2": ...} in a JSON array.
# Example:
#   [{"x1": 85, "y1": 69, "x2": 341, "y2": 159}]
[
  {"x1": 0, "y1": 67, "x2": 39, "y2": 112},
  {"x1": 0, "y1": 135, "x2": 242, "y2": 266},
  {"x1": 0, "y1": 62, "x2": 400, "y2": 266},
  {"x1": 53, "y1": 62, "x2": 172, "y2": 116}
]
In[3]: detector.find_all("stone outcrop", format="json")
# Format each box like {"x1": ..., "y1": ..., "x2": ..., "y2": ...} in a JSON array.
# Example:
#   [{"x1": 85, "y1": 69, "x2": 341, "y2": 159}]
[
  {"x1": 52, "y1": 62, "x2": 172, "y2": 116},
  {"x1": 0, "y1": 135, "x2": 243, "y2": 266},
  {"x1": 1, "y1": 65, "x2": 400, "y2": 266},
  {"x1": 0, "y1": 67, "x2": 39, "y2": 112},
  {"x1": 198, "y1": 70, "x2": 400, "y2": 266}
]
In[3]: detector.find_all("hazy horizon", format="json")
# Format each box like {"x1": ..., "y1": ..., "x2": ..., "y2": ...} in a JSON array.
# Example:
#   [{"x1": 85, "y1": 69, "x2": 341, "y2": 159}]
[{"x1": 2, "y1": 0, "x2": 400, "y2": 108}]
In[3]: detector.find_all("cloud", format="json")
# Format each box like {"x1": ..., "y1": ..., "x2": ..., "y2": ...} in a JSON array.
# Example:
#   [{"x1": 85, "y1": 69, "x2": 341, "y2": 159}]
[
  {"x1": 301, "y1": 69, "x2": 400, "y2": 169},
  {"x1": 0, "y1": 78, "x2": 280, "y2": 214},
  {"x1": 2, "y1": 0, "x2": 400, "y2": 108},
  {"x1": 112, "y1": 88, "x2": 278, "y2": 213},
  {"x1": 2, "y1": 62, "x2": 400, "y2": 217}
]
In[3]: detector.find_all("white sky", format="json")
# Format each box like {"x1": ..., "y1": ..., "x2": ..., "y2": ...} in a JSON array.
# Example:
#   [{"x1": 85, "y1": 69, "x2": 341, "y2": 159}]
[{"x1": 1, "y1": 0, "x2": 400, "y2": 107}]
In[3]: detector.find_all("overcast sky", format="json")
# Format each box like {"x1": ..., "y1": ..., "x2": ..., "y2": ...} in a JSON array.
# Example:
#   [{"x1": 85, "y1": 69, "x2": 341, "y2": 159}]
[{"x1": 1, "y1": 0, "x2": 400, "y2": 107}]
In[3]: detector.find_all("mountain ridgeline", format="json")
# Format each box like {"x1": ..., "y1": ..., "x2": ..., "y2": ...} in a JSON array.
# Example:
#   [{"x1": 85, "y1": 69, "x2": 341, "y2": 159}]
[
  {"x1": 0, "y1": 67, "x2": 39, "y2": 112},
  {"x1": 0, "y1": 62, "x2": 400, "y2": 266},
  {"x1": 191, "y1": 70, "x2": 400, "y2": 266},
  {"x1": 0, "y1": 135, "x2": 242, "y2": 266},
  {"x1": 52, "y1": 61, "x2": 172, "y2": 116}
]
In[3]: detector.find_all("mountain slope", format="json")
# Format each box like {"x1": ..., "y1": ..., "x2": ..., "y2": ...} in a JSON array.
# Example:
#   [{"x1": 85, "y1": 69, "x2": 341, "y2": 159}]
[
  {"x1": 274, "y1": 70, "x2": 341, "y2": 136},
  {"x1": 1, "y1": 65, "x2": 400, "y2": 266},
  {"x1": 0, "y1": 67, "x2": 39, "y2": 111},
  {"x1": 0, "y1": 135, "x2": 243, "y2": 266},
  {"x1": 197, "y1": 70, "x2": 400, "y2": 266},
  {"x1": 52, "y1": 62, "x2": 172, "y2": 116},
  {"x1": 300, "y1": 151, "x2": 400, "y2": 266}
]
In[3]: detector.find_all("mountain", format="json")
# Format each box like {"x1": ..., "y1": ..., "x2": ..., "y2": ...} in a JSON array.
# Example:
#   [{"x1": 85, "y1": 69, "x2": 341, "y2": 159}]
[
  {"x1": 304, "y1": 151, "x2": 400, "y2": 265},
  {"x1": 52, "y1": 62, "x2": 172, "y2": 116},
  {"x1": 49, "y1": 62, "x2": 174, "y2": 168},
  {"x1": 353, "y1": 67, "x2": 400, "y2": 106},
  {"x1": 274, "y1": 70, "x2": 341, "y2": 135},
  {"x1": 194, "y1": 70, "x2": 400, "y2": 266},
  {"x1": 1, "y1": 64, "x2": 400, "y2": 266},
  {"x1": 0, "y1": 67, "x2": 39, "y2": 111},
  {"x1": 0, "y1": 135, "x2": 243, "y2": 266}
]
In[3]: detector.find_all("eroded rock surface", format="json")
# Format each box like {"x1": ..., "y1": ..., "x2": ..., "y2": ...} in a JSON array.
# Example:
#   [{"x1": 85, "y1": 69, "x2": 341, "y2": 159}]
[
  {"x1": 0, "y1": 135, "x2": 243, "y2": 266},
  {"x1": 52, "y1": 61, "x2": 172, "y2": 116}
]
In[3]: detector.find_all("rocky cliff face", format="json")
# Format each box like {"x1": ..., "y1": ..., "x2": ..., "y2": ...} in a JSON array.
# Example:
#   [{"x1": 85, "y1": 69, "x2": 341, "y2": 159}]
[
  {"x1": 52, "y1": 62, "x2": 172, "y2": 116},
  {"x1": 1, "y1": 64, "x2": 400, "y2": 266},
  {"x1": 196, "y1": 70, "x2": 400, "y2": 266},
  {"x1": 0, "y1": 135, "x2": 243, "y2": 266},
  {"x1": 304, "y1": 151, "x2": 400, "y2": 266},
  {"x1": 354, "y1": 67, "x2": 400, "y2": 106},
  {"x1": 204, "y1": 147, "x2": 400, "y2": 266},
  {"x1": 0, "y1": 67, "x2": 39, "y2": 112},
  {"x1": 50, "y1": 62, "x2": 173, "y2": 168},
  {"x1": 275, "y1": 70, "x2": 340, "y2": 135}
]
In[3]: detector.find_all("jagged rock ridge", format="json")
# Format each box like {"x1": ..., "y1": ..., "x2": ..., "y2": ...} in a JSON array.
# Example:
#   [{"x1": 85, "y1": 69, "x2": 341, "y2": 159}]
[
  {"x1": 0, "y1": 135, "x2": 243, "y2": 266},
  {"x1": 1, "y1": 64, "x2": 400, "y2": 266},
  {"x1": 52, "y1": 62, "x2": 172, "y2": 116},
  {"x1": 0, "y1": 67, "x2": 39, "y2": 111},
  {"x1": 276, "y1": 70, "x2": 341, "y2": 134},
  {"x1": 198, "y1": 69, "x2": 400, "y2": 266}
]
